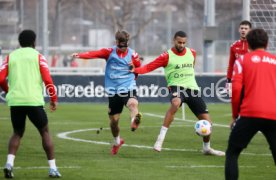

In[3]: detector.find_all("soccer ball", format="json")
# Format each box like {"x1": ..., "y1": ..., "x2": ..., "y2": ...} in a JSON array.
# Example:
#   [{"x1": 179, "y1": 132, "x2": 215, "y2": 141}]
[{"x1": 194, "y1": 120, "x2": 212, "y2": 137}]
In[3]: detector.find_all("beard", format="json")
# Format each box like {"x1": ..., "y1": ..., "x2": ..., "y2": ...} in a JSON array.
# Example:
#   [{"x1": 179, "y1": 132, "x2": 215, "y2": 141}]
[{"x1": 176, "y1": 46, "x2": 184, "y2": 53}]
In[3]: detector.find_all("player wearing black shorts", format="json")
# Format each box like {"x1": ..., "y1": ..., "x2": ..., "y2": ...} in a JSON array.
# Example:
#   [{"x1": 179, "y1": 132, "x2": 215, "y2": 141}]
[
  {"x1": 107, "y1": 90, "x2": 141, "y2": 155},
  {"x1": 0, "y1": 30, "x2": 61, "y2": 178},
  {"x1": 10, "y1": 106, "x2": 48, "y2": 132},
  {"x1": 72, "y1": 30, "x2": 142, "y2": 155},
  {"x1": 225, "y1": 28, "x2": 276, "y2": 180},
  {"x1": 108, "y1": 91, "x2": 138, "y2": 115},
  {"x1": 169, "y1": 86, "x2": 208, "y2": 116},
  {"x1": 131, "y1": 31, "x2": 225, "y2": 156}
]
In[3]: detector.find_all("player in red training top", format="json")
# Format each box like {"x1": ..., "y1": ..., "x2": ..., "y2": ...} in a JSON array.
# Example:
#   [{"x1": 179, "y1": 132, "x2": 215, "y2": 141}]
[
  {"x1": 225, "y1": 28, "x2": 276, "y2": 180},
  {"x1": 226, "y1": 20, "x2": 251, "y2": 91},
  {"x1": 72, "y1": 30, "x2": 142, "y2": 155}
]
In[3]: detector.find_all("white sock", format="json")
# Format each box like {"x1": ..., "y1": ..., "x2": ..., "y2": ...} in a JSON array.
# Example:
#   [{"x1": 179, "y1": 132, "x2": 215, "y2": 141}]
[
  {"x1": 6, "y1": 154, "x2": 15, "y2": 167},
  {"x1": 159, "y1": 126, "x2": 168, "y2": 140},
  {"x1": 203, "y1": 142, "x2": 211, "y2": 150},
  {"x1": 48, "y1": 159, "x2": 57, "y2": 170},
  {"x1": 114, "y1": 136, "x2": 121, "y2": 145}
]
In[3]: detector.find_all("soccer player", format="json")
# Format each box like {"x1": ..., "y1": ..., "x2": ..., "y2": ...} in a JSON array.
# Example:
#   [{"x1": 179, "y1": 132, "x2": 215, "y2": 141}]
[
  {"x1": 225, "y1": 29, "x2": 276, "y2": 180},
  {"x1": 131, "y1": 31, "x2": 225, "y2": 156},
  {"x1": 0, "y1": 30, "x2": 61, "y2": 178},
  {"x1": 226, "y1": 20, "x2": 251, "y2": 91},
  {"x1": 72, "y1": 30, "x2": 142, "y2": 155}
]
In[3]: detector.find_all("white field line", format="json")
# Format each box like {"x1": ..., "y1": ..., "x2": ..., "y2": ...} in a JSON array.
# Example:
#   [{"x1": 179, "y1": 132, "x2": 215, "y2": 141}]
[
  {"x1": 51, "y1": 122, "x2": 103, "y2": 125},
  {"x1": 14, "y1": 166, "x2": 81, "y2": 170},
  {"x1": 57, "y1": 126, "x2": 271, "y2": 156},
  {"x1": 57, "y1": 128, "x2": 200, "y2": 152},
  {"x1": 144, "y1": 113, "x2": 270, "y2": 156},
  {"x1": 166, "y1": 165, "x2": 256, "y2": 169},
  {"x1": 144, "y1": 112, "x2": 229, "y2": 128},
  {"x1": 0, "y1": 117, "x2": 10, "y2": 120}
]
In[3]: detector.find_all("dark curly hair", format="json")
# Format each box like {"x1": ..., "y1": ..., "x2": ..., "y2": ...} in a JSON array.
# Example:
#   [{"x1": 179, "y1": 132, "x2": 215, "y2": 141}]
[{"x1": 18, "y1": 30, "x2": 36, "y2": 47}]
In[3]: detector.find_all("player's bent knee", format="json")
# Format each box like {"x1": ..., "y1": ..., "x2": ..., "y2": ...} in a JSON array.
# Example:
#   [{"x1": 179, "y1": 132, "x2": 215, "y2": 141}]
[
  {"x1": 127, "y1": 100, "x2": 138, "y2": 109},
  {"x1": 171, "y1": 98, "x2": 181, "y2": 107}
]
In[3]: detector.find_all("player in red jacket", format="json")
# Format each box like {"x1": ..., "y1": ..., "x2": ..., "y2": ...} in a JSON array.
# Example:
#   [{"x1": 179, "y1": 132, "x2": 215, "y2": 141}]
[
  {"x1": 225, "y1": 28, "x2": 276, "y2": 180},
  {"x1": 226, "y1": 20, "x2": 251, "y2": 91}
]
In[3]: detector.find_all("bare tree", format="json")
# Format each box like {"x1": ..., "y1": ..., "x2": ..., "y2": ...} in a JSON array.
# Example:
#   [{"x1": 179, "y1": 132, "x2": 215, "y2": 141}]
[
  {"x1": 48, "y1": 0, "x2": 80, "y2": 46},
  {"x1": 82, "y1": 0, "x2": 168, "y2": 40}
]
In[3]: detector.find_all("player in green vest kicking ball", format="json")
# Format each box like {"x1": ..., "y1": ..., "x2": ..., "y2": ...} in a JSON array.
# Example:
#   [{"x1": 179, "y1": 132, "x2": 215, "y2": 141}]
[{"x1": 130, "y1": 31, "x2": 224, "y2": 156}]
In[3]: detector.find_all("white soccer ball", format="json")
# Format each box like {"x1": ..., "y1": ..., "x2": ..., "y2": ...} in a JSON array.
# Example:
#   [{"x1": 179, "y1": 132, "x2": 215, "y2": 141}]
[{"x1": 194, "y1": 120, "x2": 212, "y2": 137}]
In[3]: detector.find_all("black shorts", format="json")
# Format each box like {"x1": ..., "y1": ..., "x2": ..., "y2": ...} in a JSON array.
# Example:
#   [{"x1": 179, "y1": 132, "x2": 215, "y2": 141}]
[
  {"x1": 10, "y1": 106, "x2": 48, "y2": 133},
  {"x1": 169, "y1": 86, "x2": 208, "y2": 116},
  {"x1": 108, "y1": 91, "x2": 137, "y2": 115},
  {"x1": 228, "y1": 117, "x2": 276, "y2": 151}
]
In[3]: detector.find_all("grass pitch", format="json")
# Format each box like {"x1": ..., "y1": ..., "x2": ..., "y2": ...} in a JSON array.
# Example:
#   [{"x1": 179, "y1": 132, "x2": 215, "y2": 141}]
[{"x1": 0, "y1": 103, "x2": 275, "y2": 179}]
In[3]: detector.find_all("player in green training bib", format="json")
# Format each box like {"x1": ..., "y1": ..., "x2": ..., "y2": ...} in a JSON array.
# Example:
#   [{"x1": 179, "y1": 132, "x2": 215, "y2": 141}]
[
  {"x1": 131, "y1": 31, "x2": 225, "y2": 156},
  {"x1": 0, "y1": 30, "x2": 61, "y2": 178}
]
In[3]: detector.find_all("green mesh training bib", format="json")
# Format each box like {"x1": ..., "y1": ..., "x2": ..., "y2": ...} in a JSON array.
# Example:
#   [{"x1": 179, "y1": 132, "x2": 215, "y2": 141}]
[
  {"x1": 164, "y1": 48, "x2": 199, "y2": 90},
  {"x1": 6, "y1": 47, "x2": 45, "y2": 106}
]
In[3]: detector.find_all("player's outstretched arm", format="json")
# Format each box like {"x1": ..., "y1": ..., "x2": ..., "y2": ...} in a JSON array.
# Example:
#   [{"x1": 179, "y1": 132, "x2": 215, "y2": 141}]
[
  {"x1": 71, "y1": 48, "x2": 113, "y2": 60},
  {"x1": 132, "y1": 52, "x2": 169, "y2": 74}
]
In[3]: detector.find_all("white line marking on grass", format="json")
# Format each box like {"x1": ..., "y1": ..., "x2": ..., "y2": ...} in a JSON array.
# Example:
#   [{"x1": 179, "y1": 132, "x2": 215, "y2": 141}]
[
  {"x1": 0, "y1": 117, "x2": 9, "y2": 119},
  {"x1": 57, "y1": 128, "x2": 201, "y2": 152},
  {"x1": 57, "y1": 128, "x2": 271, "y2": 156},
  {"x1": 166, "y1": 165, "x2": 256, "y2": 169},
  {"x1": 144, "y1": 112, "x2": 229, "y2": 128},
  {"x1": 51, "y1": 122, "x2": 103, "y2": 125},
  {"x1": 14, "y1": 166, "x2": 81, "y2": 170},
  {"x1": 58, "y1": 128, "x2": 110, "y2": 145},
  {"x1": 144, "y1": 113, "x2": 271, "y2": 156}
]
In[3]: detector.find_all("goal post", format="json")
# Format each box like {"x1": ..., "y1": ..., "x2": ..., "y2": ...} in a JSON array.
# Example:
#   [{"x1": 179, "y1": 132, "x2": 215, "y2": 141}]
[{"x1": 247, "y1": 0, "x2": 276, "y2": 54}]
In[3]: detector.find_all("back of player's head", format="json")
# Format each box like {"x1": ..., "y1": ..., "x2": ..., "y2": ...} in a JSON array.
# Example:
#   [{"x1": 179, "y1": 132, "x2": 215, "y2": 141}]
[
  {"x1": 174, "y1": 31, "x2": 187, "y2": 39},
  {"x1": 115, "y1": 30, "x2": 129, "y2": 48},
  {"x1": 246, "y1": 28, "x2": 268, "y2": 50},
  {"x1": 18, "y1": 30, "x2": 36, "y2": 47},
  {"x1": 240, "y1": 20, "x2": 252, "y2": 28}
]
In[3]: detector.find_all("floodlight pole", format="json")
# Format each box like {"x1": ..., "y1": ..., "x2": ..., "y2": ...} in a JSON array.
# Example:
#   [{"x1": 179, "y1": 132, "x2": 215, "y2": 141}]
[
  {"x1": 20, "y1": 0, "x2": 24, "y2": 30},
  {"x1": 42, "y1": 0, "x2": 48, "y2": 57},
  {"x1": 203, "y1": 0, "x2": 216, "y2": 72}
]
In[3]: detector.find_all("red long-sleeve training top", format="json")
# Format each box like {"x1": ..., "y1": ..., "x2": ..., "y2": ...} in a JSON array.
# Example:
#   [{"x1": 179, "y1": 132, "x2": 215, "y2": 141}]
[
  {"x1": 77, "y1": 47, "x2": 141, "y2": 68},
  {"x1": 232, "y1": 49, "x2": 276, "y2": 120},
  {"x1": 227, "y1": 39, "x2": 249, "y2": 81}
]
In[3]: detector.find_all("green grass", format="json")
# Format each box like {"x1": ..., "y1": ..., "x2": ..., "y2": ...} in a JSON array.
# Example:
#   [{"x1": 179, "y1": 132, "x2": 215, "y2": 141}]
[{"x1": 0, "y1": 103, "x2": 275, "y2": 179}]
